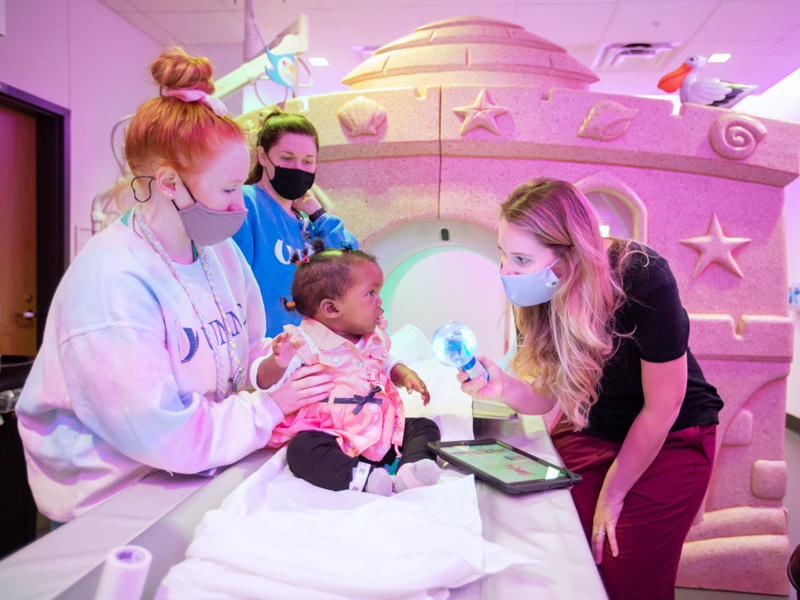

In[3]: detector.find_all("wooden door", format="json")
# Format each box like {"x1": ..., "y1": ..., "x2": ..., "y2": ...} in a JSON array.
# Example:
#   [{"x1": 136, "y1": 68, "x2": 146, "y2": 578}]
[{"x1": 0, "y1": 104, "x2": 37, "y2": 356}]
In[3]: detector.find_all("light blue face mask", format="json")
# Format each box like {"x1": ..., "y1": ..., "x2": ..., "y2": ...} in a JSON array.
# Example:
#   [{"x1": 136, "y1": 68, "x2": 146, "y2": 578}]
[{"x1": 500, "y1": 259, "x2": 560, "y2": 307}]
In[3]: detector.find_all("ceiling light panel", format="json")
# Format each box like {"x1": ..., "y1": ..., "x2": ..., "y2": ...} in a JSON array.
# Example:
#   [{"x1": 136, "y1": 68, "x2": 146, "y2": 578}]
[{"x1": 708, "y1": 53, "x2": 731, "y2": 63}]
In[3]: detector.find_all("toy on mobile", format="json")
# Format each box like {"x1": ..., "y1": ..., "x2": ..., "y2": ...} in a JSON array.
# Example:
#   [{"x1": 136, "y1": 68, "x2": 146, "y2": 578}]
[{"x1": 431, "y1": 320, "x2": 489, "y2": 381}]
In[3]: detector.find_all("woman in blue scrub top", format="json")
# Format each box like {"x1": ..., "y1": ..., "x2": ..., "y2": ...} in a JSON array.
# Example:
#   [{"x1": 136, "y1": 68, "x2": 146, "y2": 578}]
[{"x1": 232, "y1": 111, "x2": 358, "y2": 338}]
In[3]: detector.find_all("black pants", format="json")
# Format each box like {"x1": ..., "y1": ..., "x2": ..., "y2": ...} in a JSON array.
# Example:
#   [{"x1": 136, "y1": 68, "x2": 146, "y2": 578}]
[{"x1": 286, "y1": 417, "x2": 441, "y2": 491}]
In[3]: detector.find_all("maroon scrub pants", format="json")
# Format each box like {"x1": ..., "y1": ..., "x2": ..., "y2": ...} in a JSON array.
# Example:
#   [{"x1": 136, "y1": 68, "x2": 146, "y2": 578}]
[{"x1": 551, "y1": 419, "x2": 716, "y2": 600}]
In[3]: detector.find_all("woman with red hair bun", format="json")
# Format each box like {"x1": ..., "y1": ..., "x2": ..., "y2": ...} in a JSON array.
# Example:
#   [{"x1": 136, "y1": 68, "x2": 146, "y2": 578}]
[{"x1": 16, "y1": 48, "x2": 335, "y2": 527}]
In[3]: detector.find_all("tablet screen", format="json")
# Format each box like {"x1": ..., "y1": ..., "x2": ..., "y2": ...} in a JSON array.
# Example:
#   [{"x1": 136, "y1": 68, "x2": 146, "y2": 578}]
[{"x1": 444, "y1": 443, "x2": 566, "y2": 484}]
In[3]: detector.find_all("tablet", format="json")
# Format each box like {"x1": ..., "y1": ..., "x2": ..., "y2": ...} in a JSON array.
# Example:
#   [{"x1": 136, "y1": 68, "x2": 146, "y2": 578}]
[{"x1": 427, "y1": 439, "x2": 582, "y2": 494}]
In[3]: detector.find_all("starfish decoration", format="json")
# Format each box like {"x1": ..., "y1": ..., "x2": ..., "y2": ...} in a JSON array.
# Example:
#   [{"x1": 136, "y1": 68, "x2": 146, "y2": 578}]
[
  {"x1": 452, "y1": 89, "x2": 508, "y2": 136},
  {"x1": 679, "y1": 213, "x2": 750, "y2": 279}
]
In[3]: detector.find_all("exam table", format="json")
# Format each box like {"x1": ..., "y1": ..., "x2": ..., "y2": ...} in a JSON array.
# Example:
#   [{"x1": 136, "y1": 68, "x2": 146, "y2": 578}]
[{"x1": 0, "y1": 415, "x2": 607, "y2": 600}]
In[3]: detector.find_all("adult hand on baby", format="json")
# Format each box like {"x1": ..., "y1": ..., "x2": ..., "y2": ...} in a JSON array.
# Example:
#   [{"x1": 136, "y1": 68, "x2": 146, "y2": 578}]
[
  {"x1": 269, "y1": 364, "x2": 334, "y2": 416},
  {"x1": 402, "y1": 372, "x2": 431, "y2": 405},
  {"x1": 271, "y1": 332, "x2": 304, "y2": 369},
  {"x1": 457, "y1": 354, "x2": 505, "y2": 400}
]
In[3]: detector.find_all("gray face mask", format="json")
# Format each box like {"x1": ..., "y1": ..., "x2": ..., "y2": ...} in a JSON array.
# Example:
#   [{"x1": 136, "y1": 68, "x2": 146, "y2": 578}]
[
  {"x1": 174, "y1": 183, "x2": 248, "y2": 247},
  {"x1": 500, "y1": 259, "x2": 560, "y2": 307},
  {"x1": 131, "y1": 176, "x2": 248, "y2": 247}
]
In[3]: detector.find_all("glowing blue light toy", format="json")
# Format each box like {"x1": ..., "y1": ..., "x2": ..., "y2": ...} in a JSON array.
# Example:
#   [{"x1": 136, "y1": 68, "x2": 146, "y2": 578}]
[{"x1": 431, "y1": 321, "x2": 489, "y2": 381}]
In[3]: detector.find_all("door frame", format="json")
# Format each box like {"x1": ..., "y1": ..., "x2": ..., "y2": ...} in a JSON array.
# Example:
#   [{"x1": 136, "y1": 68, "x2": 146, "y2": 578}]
[{"x1": 0, "y1": 82, "x2": 70, "y2": 348}]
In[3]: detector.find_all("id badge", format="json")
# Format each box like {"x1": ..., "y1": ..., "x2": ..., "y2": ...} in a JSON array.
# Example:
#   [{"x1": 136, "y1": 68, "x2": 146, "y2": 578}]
[{"x1": 230, "y1": 367, "x2": 245, "y2": 394}]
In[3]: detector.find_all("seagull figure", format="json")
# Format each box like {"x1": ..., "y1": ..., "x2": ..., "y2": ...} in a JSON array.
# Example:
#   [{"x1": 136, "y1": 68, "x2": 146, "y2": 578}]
[{"x1": 658, "y1": 55, "x2": 757, "y2": 109}]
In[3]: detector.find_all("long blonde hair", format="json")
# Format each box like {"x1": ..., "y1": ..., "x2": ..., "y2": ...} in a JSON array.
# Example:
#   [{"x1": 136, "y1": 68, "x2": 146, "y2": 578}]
[{"x1": 502, "y1": 178, "x2": 633, "y2": 429}]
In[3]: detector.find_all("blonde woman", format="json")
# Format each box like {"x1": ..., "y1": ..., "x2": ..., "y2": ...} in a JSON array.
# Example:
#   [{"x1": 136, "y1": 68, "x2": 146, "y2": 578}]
[{"x1": 459, "y1": 178, "x2": 722, "y2": 600}]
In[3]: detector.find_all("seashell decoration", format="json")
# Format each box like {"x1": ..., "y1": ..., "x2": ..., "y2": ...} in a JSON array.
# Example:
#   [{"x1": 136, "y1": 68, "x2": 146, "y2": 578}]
[
  {"x1": 578, "y1": 100, "x2": 639, "y2": 141},
  {"x1": 338, "y1": 96, "x2": 387, "y2": 137},
  {"x1": 709, "y1": 114, "x2": 768, "y2": 160}
]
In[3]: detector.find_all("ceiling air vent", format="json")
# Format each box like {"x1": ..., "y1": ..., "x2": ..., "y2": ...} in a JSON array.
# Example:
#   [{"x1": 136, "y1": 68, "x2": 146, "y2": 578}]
[{"x1": 592, "y1": 42, "x2": 685, "y2": 72}]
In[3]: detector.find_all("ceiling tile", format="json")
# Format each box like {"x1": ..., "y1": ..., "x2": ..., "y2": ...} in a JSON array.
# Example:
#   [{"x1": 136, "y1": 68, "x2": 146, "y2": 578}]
[
  {"x1": 256, "y1": 10, "x2": 342, "y2": 46},
  {"x1": 418, "y1": 4, "x2": 516, "y2": 27},
  {"x1": 562, "y1": 44, "x2": 598, "y2": 68},
  {"x1": 328, "y1": 7, "x2": 423, "y2": 47},
  {"x1": 785, "y1": 22, "x2": 800, "y2": 40},
  {"x1": 97, "y1": 0, "x2": 139, "y2": 12},
  {"x1": 219, "y1": 0, "x2": 321, "y2": 8},
  {"x1": 745, "y1": 38, "x2": 800, "y2": 79},
  {"x1": 193, "y1": 43, "x2": 249, "y2": 78},
  {"x1": 518, "y1": 0, "x2": 614, "y2": 3},
  {"x1": 737, "y1": 68, "x2": 792, "y2": 94},
  {"x1": 118, "y1": 11, "x2": 178, "y2": 44},
  {"x1": 127, "y1": 0, "x2": 227, "y2": 11},
  {"x1": 418, "y1": 0, "x2": 513, "y2": 6},
  {"x1": 664, "y1": 40, "x2": 775, "y2": 75},
  {"x1": 304, "y1": 70, "x2": 352, "y2": 94},
  {"x1": 150, "y1": 10, "x2": 245, "y2": 45},
  {"x1": 618, "y1": 0, "x2": 718, "y2": 3},
  {"x1": 299, "y1": 45, "x2": 361, "y2": 91},
  {"x1": 603, "y1": 2, "x2": 717, "y2": 43},
  {"x1": 303, "y1": 43, "x2": 361, "y2": 72},
  {"x1": 590, "y1": 71, "x2": 660, "y2": 96},
  {"x1": 515, "y1": 3, "x2": 616, "y2": 45},
  {"x1": 316, "y1": 0, "x2": 414, "y2": 7},
  {"x1": 693, "y1": 1, "x2": 800, "y2": 41}
]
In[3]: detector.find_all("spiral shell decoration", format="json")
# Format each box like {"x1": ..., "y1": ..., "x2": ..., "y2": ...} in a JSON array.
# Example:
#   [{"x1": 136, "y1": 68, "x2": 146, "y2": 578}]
[
  {"x1": 578, "y1": 100, "x2": 639, "y2": 141},
  {"x1": 338, "y1": 96, "x2": 387, "y2": 137},
  {"x1": 710, "y1": 114, "x2": 768, "y2": 160}
]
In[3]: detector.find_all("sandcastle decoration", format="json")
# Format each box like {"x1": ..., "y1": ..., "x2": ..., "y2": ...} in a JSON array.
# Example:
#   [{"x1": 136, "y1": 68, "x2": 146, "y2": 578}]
[{"x1": 236, "y1": 16, "x2": 797, "y2": 595}]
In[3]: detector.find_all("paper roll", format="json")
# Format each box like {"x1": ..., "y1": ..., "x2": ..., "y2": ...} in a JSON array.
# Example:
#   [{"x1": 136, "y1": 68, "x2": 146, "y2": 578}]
[{"x1": 94, "y1": 545, "x2": 153, "y2": 600}]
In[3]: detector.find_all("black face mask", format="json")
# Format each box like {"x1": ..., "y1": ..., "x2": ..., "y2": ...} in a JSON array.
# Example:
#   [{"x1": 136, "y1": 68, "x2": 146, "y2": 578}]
[{"x1": 266, "y1": 156, "x2": 316, "y2": 201}]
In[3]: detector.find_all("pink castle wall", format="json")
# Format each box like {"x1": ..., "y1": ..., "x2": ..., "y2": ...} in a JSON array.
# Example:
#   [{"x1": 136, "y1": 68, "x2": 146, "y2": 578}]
[{"x1": 237, "y1": 16, "x2": 798, "y2": 596}]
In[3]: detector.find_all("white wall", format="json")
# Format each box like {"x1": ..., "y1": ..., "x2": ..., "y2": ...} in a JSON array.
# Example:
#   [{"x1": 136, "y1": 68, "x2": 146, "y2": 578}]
[
  {"x1": 738, "y1": 78, "x2": 800, "y2": 419},
  {"x1": 0, "y1": 0, "x2": 159, "y2": 260}
]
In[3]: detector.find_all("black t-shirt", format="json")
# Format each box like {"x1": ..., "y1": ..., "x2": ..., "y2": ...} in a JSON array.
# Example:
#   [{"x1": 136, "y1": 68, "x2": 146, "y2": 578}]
[{"x1": 584, "y1": 243, "x2": 723, "y2": 443}]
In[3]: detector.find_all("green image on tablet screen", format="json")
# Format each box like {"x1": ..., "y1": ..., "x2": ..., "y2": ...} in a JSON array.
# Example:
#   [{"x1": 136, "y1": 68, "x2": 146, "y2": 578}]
[{"x1": 448, "y1": 444, "x2": 565, "y2": 484}]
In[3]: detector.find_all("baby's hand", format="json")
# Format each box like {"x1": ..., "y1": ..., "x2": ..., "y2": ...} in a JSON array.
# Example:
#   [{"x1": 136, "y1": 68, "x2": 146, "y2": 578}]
[
  {"x1": 403, "y1": 371, "x2": 431, "y2": 406},
  {"x1": 271, "y1": 333, "x2": 304, "y2": 369}
]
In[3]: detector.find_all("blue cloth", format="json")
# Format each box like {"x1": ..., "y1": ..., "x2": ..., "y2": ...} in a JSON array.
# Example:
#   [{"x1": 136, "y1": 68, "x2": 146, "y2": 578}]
[{"x1": 232, "y1": 184, "x2": 359, "y2": 338}]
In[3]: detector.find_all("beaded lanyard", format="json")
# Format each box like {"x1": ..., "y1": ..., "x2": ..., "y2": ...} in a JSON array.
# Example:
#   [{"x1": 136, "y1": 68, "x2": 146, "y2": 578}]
[{"x1": 134, "y1": 205, "x2": 244, "y2": 402}]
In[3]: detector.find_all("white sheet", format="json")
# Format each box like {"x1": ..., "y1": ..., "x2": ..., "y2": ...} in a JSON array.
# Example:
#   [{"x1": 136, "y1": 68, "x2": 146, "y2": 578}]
[
  {"x1": 157, "y1": 326, "x2": 534, "y2": 599},
  {"x1": 156, "y1": 449, "x2": 533, "y2": 600}
]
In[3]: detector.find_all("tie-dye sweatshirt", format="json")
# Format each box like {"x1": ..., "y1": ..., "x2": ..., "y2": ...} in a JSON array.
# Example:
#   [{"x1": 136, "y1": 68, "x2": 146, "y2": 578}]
[{"x1": 16, "y1": 212, "x2": 283, "y2": 522}]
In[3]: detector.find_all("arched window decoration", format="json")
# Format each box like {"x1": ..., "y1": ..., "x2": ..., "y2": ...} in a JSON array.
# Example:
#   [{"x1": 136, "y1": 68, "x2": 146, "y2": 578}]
[
  {"x1": 574, "y1": 171, "x2": 647, "y2": 243},
  {"x1": 585, "y1": 191, "x2": 635, "y2": 240}
]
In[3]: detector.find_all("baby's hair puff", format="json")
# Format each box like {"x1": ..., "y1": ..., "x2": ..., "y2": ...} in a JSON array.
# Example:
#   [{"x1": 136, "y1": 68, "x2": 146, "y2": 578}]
[{"x1": 285, "y1": 239, "x2": 377, "y2": 317}]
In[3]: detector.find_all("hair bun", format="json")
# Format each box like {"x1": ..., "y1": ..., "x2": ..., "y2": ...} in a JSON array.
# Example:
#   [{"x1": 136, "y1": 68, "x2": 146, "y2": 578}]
[{"x1": 151, "y1": 47, "x2": 215, "y2": 95}]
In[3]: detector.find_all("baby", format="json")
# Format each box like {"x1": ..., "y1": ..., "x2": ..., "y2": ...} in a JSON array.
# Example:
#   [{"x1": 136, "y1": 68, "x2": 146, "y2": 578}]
[{"x1": 254, "y1": 244, "x2": 441, "y2": 496}]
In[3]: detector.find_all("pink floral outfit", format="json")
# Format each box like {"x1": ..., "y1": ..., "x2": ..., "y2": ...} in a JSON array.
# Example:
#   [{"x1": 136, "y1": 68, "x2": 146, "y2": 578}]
[{"x1": 267, "y1": 317, "x2": 405, "y2": 461}]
